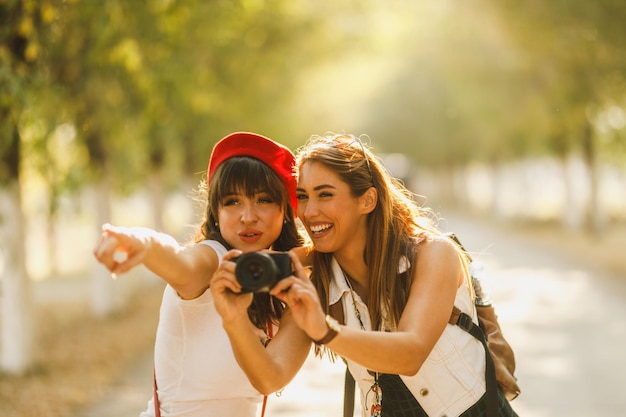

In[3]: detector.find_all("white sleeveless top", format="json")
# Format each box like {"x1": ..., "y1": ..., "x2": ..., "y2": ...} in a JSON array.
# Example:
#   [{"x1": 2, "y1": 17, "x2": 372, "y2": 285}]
[
  {"x1": 328, "y1": 257, "x2": 486, "y2": 417},
  {"x1": 140, "y1": 240, "x2": 262, "y2": 417}
]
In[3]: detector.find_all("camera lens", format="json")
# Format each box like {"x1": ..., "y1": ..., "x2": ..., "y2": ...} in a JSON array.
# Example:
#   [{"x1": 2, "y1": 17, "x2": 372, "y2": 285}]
[
  {"x1": 234, "y1": 252, "x2": 279, "y2": 293},
  {"x1": 247, "y1": 263, "x2": 265, "y2": 280}
]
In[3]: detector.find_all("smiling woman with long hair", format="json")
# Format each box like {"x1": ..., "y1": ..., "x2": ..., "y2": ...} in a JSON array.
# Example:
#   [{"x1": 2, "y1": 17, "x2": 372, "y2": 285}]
[{"x1": 271, "y1": 133, "x2": 518, "y2": 417}]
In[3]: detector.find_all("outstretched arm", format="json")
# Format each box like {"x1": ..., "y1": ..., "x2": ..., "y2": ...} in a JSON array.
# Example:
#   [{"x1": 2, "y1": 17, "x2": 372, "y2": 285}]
[{"x1": 93, "y1": 223, "x2": 218, "y2": 299}]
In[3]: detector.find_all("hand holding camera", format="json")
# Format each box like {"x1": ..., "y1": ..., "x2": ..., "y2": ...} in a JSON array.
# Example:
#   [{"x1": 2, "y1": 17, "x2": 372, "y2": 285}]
[{"x1": 232, "y1": 251, "x2": 293, "y2": 293}]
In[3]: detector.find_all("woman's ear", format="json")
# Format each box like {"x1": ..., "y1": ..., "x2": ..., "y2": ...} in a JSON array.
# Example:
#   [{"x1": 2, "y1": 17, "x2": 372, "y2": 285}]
[{"x1": 361, "y1": 187, "x2": 378, "y2": 214}]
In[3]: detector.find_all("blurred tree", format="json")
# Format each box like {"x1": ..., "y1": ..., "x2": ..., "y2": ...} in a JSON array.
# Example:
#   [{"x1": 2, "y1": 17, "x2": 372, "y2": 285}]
[
  {"x1": 25, "y1": 0, "x2": 356, "y2": 318},
  {"x1": 358, "y1": 3, "x2": 551, "y2": 210},
  {"x1": 13, "y1": 0, "x2": 625, "y2": 353},
  {"x1": 343, "y1": 0, "x2": 626, "y2": 228},
  {"x1": 39, "y1": 0, "x2": 152, "y2": 317},
  {"x1": 0, "y1": 0, "x2": 55, "y2": 375},
  {"x1": 487, "y1": 0, "x2": 626, "y2": 232}
]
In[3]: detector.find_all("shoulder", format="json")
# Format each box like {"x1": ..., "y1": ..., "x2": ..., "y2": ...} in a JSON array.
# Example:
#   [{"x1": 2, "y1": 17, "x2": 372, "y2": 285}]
[
  {"x1": 415, "y1": 234, "x2": 460, "y2": 261},
  {"x1": 413, "y1": 234, "x2": 464, "y2": 284},
  {"x1": 197, "y1": 239, "x2": 228, "y2": 261}
]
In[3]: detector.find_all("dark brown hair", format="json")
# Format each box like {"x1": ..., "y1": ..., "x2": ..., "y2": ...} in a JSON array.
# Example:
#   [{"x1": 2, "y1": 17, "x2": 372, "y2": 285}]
[{"x1": 195, "y1": 156, "x2": 303, "y2": 330}]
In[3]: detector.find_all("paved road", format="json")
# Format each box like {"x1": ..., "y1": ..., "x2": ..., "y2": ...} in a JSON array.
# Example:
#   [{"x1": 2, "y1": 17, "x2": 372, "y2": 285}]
[
  {"x1": 73, "y1": 212, "x2": 626, "y2": 417},
  {"x1": 442, "y1": 213, "x2": 626, "y2": 417}
]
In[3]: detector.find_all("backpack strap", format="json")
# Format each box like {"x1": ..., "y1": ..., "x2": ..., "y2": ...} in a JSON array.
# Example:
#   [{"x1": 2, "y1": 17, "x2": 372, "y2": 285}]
[
  {"x1": 449, "y1": 231, "x2": 500, "y2": 416},
  {"x1": 450, "y1": 307, "x2": 499, "y2": 417}
]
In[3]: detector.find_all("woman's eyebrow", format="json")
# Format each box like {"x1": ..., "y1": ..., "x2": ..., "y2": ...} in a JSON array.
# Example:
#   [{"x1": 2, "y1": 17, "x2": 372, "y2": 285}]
[{"x1": 296, "y1": 184, "x2": 336, "y2": 192}]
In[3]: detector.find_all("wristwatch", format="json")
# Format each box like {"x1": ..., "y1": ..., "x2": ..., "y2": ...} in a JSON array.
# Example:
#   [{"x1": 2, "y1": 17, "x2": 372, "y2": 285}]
[{"x1": 313, "y1": 315, "x2": 341, "y2": 345}]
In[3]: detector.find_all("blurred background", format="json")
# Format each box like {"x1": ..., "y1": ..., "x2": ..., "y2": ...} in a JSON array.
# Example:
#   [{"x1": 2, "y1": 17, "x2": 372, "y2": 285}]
[{"x1": 1, "y1": 0, "x2": 625, "y2": 416}]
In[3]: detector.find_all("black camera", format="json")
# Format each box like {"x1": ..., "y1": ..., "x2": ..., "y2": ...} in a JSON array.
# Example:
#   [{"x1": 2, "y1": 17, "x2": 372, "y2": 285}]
[{"x1": 233, "y1": 252, "x2": 292, "y2": 293}]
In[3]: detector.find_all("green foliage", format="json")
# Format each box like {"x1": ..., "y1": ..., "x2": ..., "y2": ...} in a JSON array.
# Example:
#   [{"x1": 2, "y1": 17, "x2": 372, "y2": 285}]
[
  {"x1": 28, "y1": 0, "x2": 351, "y2": 194},
  {"x1": 486, "y1": 0, "x2": 626, "y2": 158},
  {"x1": 0, "y1": 0, "x2": 53, "y2": 185},
  {"x1": 3, "y1": 0, "x2": 626, "y2": 196},
  {"x1": 348, "y1": 0, "x2": 626, "y2": 166}
]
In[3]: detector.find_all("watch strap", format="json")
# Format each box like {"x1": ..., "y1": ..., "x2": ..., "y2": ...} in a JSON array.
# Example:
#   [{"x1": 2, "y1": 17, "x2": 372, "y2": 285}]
[{"x1": 313, "y1": 315, "x2": 339, "y2": 345}]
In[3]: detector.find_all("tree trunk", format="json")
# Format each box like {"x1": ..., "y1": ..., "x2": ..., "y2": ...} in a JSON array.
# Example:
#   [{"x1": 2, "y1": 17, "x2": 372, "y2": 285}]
[
  {"x1": 581, "y1": 123, "x2": 605, "y2": 234},
  {"x1": 491, "y1": 159, "x2": 508, "y2": 220},
  {"x1": 90, "y1": 179, "x2": 122, "y2": 318},
  {"x1": 0, "y1": 182, "x2": 34, "y2": 374},
  {"x1": 148, "y1": 170, "x2": 165, "y2": 233},
  {"x1": 47, "y1": 211, "x2": 59, "y2": 277},
  {"x1": 560, "y1": 152, "x2": 586, "y2": 231}
]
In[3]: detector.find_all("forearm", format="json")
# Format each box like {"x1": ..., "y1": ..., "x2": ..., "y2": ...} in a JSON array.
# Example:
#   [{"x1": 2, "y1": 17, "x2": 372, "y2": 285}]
[
  {"x1": 142, "y1": 233, "x2": 195, "y2": 282},
  {"x1": 222, "y1": 318, "x2": 284, "y2": 395},
  {"x1": 138, "y1": 230, "x2": 179, "y2": 269},
  {"x1": 127, "y1": 228, "x2": 214, "y2": 298},
  {"x1": 222, "y1": 311, "x2": 311, "y2": 395},
  {"x1": 325, "y1": 327, "x2": 429, "y2": 376},
  {"x1": 325, "y1": 238, "x2": 460, "y2": 376}
]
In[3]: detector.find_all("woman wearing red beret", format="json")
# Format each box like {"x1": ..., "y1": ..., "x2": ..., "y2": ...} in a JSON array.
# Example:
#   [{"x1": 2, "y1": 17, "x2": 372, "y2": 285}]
[{"x1": 93, "y1": 132, "x2": 311, "y2": 417}]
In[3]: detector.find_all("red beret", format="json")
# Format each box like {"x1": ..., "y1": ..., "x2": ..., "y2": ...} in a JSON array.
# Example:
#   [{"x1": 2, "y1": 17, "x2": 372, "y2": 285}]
[{"x1": 207, "y1": 132, "x2": 297, "y2": 212}]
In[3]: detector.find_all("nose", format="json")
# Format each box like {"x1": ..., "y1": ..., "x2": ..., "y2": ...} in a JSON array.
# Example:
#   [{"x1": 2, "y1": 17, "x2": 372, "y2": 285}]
[
  {"x1": 300, "y1": 199, "x2": 318, "y2": 220},
  {"x1": 240, "y1": 202, "x2": 259, "y2": 223}
]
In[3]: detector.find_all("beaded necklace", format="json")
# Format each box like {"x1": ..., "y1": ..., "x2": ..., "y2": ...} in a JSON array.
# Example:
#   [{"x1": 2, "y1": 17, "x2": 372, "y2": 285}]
[{"x1": 341, "y1": 268, "x2": 382, "y2": 417}]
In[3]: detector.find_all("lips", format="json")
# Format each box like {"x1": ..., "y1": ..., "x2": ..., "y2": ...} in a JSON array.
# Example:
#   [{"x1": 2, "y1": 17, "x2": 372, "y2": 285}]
[{"x1": 238, "y1": 229, "x2": 262, "y2": 244}]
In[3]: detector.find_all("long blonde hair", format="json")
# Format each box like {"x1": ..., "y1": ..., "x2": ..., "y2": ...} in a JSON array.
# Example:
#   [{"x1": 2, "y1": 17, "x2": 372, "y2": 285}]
[{"x1": 297, "y1": 133, "x2": 453, "y2": 330}]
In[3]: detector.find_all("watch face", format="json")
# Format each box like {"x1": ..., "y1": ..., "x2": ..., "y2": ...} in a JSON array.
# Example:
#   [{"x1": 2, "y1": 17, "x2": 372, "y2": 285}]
[{"x1": 326, "y1": 315, "x2": 340, "y2": 331}]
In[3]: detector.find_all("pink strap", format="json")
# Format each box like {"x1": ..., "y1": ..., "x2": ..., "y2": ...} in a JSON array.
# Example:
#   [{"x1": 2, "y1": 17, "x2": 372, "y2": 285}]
[{"x1": 153, "y1": 367, "x2": 161, "y2": 417}]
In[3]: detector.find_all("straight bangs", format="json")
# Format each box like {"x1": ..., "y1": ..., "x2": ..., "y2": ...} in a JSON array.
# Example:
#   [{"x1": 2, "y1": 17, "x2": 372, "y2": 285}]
[{"x1": 210, "y1": 156, "x2": 287, "y2": 210}]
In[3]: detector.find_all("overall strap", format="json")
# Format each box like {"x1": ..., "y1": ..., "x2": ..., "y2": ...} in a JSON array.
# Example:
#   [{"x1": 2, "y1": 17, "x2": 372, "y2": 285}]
[
  {"x1": 329, "y1": 301, "x2": 355, "y2": 417},
  {"x1": 343, "y1": 369, "x2": 356, "y2": 417}
]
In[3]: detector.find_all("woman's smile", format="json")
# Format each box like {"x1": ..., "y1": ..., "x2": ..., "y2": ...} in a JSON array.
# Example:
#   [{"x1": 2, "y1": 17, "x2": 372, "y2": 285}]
[{"x1": 308, "y1": 222, "x2": 333, "y2": 237}]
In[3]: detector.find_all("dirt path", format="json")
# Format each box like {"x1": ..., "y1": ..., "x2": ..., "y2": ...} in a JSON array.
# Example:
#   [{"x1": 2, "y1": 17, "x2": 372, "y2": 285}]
[{"x1": 51, "y1": 212, "x2": 626, "y2": 416}]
